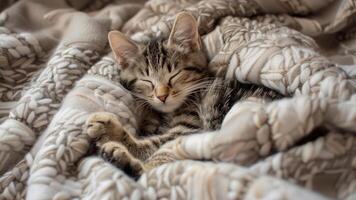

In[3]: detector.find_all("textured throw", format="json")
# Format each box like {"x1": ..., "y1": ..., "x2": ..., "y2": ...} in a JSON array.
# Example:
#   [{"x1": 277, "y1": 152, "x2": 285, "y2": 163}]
[{"x1": 0, "y1": 0, "x2": 355, "y2": 199}]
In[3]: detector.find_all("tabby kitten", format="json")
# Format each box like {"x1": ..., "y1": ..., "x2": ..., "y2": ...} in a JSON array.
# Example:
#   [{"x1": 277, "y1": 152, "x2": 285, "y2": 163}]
[{"x1": 85, "y1": 12, "x2": 280, "y2": 177}]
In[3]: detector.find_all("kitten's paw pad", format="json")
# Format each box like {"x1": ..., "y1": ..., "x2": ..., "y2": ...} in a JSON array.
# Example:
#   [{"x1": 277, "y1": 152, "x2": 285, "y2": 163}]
[
  {"x1": 101, "y1": 142, "x2": 130, "y2": 166},
  {"x1": 85, "y1": 112, "x2": 119, "y2": 139}
]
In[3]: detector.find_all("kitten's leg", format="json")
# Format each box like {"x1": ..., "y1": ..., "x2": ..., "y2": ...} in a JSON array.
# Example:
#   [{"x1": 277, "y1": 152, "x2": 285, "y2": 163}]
[
  {"x1": 128, "y1": 127, "x2": 202, "y2": 173},
  {"x1": 100, "y1": 141, "x2": 145, "y2": 177},
  {"x1": 120, "y1": 131, "x2": 177, "y2": 161},
  {"x1": 124, "y1": 110, "x2": 203, "y2": 162},
  {"x1": 85, "y1": 112, "x2": 146, "y2": 176},
  {"x1": 120, "y1": 116, "x2": 204, "y2": 161},
  {"x1": 141, "y1": 128, "x2": 202, "y2": 172},
  {"x1": 85, "y1": 112, "x2": 156, "y2": 158},
  {"x1": 85, "y1": 112, "x2": 199, "y2": 163}
]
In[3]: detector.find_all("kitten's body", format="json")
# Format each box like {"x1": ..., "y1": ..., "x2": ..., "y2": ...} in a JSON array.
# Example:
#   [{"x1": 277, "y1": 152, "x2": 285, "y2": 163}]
[{"x1": 85, "y1": 13, "x2": 281, "y2": 177}]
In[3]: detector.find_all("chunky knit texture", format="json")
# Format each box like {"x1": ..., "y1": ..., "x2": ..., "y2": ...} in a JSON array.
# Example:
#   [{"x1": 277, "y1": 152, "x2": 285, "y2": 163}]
[{"x1": 0, "y1": 0, "x2": 355, "y2": 199}]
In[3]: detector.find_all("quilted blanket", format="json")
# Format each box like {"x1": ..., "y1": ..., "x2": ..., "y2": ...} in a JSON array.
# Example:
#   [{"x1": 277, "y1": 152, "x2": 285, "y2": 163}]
[{"x1": 0, "y1": 0, "x2": 355, "y2": 199}]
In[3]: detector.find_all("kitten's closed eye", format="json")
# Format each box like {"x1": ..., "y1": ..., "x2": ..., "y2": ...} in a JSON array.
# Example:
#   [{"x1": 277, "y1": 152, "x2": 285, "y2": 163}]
[
  {"x1": 168, "y1": 71, "x2": 181, "y2": 86},
  {"x1": 140, "y1": 79, "x2": 154, "y2": 89}
]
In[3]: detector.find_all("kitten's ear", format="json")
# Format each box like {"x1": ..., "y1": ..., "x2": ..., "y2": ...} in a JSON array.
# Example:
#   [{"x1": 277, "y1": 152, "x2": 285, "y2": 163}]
[
  {"x1": 167, "y1": 12, "x2": 201, "y2": 51},
  {"x1": 108, "y1": 31, "x2": 139, "y2": 69}
]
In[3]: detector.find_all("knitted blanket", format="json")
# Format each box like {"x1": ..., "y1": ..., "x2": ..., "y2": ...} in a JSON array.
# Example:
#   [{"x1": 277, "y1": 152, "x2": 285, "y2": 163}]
[{"x1": 0, "y1": 0, "x2": 355, "y2": 199}]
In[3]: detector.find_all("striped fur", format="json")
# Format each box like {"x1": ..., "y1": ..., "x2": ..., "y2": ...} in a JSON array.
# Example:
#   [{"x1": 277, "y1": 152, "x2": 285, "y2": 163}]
[
  {"x1": 86, "y1": 38, "x2": 281, "y2": 177},
  {"x1": 86, "y1": 13, "x2": 282, "y2": 177}
]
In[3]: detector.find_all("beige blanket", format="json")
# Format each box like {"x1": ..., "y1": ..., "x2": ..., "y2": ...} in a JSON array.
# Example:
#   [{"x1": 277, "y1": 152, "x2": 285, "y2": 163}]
[{"x1": 0, "y1": 0, "x2": 355, "y2": 199}]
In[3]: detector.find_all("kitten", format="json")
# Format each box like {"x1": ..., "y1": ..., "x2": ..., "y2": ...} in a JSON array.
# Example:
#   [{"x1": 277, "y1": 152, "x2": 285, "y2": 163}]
[{"x1": 85, "y1": 12, "x2": 281, "y2": 177}]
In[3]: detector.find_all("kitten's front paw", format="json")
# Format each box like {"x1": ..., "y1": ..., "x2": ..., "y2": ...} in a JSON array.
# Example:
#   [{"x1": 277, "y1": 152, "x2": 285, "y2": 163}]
[
  {"x1": 85, "y1": 112, "x2": 123, "y2": 139},
  {"x1": 100, "y1": 141, "x2": 144, "y2": 176},
  {"x1": 101, "y1": 141, "x2": 131, "y2": 166}
]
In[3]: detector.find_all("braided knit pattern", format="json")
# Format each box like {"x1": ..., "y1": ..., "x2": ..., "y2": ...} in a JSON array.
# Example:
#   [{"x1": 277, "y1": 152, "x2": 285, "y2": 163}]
[
  {"x1": 0, "y1": 28, "x2": 46, "y2": 101},
  {"x1": 78, "y1": 158, "x2": 328, "y2": 200},
  {"x1": 0, "y1": 0, "x2": 356, "y2": 200}
]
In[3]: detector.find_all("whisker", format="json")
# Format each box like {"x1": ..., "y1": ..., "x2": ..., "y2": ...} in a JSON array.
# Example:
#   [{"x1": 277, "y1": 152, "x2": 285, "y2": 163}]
[
  {"x1": 135, "y1": 100, "x2": 151, "y2": 112},
  {"x1": 173, "y1": 81, "x2": 213, "y2": 97}
]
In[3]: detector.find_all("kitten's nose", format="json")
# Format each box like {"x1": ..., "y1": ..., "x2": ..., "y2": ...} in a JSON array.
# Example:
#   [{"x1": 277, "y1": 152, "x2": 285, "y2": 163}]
[
  {"x1": 155, "y1": 85, "x2": 169, "y2": 103},
  {"x1": 157, "y1": 94, "x2": 168, "y2": 102}
]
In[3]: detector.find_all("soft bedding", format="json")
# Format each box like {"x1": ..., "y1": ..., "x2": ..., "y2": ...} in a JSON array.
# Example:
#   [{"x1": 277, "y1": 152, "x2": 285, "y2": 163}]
[{"x1": 0, "y1": 0, "x2": 355, "y2": 199}]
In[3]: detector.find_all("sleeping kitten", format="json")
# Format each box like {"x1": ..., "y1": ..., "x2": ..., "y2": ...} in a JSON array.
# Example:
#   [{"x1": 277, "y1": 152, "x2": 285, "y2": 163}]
[{"x1": 85, "y1": 12, "x2": 281, "y2": 177}]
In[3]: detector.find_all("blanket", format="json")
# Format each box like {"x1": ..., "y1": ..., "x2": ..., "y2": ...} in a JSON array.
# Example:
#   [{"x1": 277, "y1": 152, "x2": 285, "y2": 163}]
[{"x1": 0, "y1": 0, "x2": 355, "y2": 199}]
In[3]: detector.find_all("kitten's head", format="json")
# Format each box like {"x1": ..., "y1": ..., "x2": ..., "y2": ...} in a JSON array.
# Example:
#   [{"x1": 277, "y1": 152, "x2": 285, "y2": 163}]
[{"x1": 108, "y1": 12, "x2": 208, "y2": 113}]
